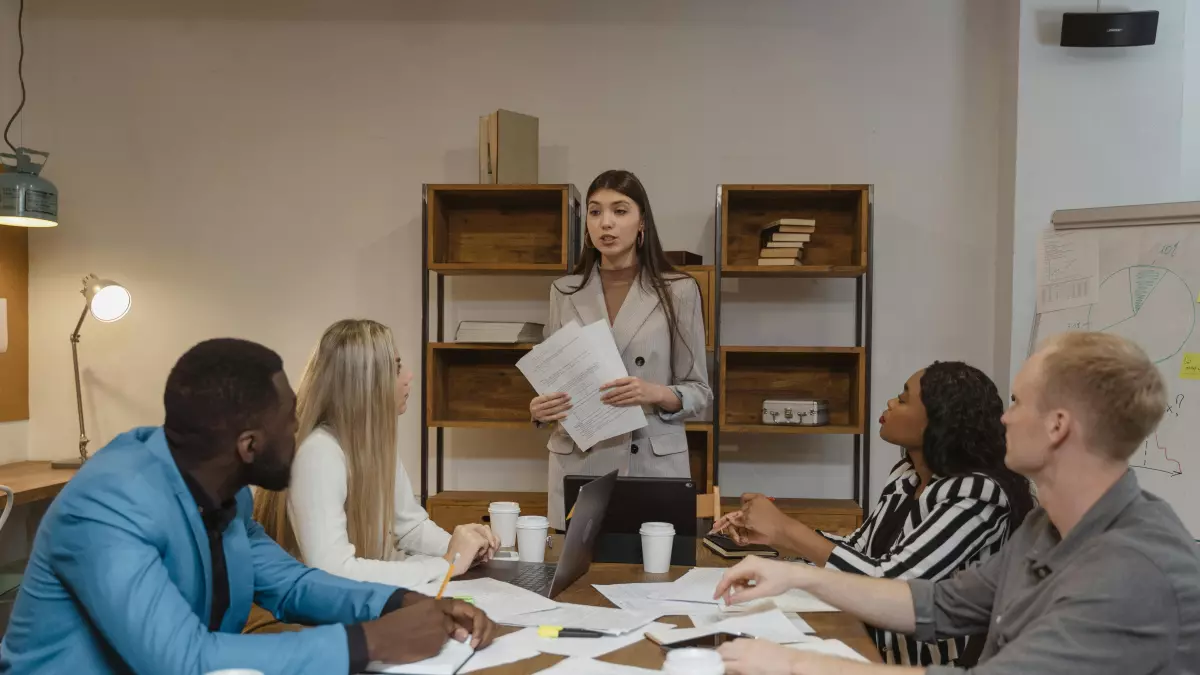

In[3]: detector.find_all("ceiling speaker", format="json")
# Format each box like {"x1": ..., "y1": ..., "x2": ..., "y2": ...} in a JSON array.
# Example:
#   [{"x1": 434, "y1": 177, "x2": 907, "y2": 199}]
[{"x1": 1061, "y1": 11, "x2": 1158, "y2": 47}]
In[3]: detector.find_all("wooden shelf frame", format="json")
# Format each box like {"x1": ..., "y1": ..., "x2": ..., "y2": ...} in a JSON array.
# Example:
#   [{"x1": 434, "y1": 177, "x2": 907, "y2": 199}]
[
  {"x1": 712, "y1": 184, "x2": 874, "y2": 519},
  {"x1": 421, "y1": 185, "x2": 582, "y2": 500}
]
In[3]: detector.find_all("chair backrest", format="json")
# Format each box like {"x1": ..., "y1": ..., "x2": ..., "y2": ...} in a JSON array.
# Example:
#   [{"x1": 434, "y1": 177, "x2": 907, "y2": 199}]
[{"x1": 0, "y1": 485, "x2": 12, "y2": 536}]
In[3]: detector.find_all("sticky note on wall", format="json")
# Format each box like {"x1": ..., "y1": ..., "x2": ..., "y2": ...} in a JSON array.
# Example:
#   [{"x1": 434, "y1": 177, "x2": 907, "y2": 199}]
[{"x1": 1181, "y1": 353, "x2": 1200, "y2": 380}]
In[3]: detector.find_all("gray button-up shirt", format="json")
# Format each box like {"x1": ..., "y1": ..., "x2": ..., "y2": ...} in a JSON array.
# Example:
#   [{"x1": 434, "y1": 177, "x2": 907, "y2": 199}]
[{"x1": 909, "y1": 470, "x2": 1200, "y2": 675}]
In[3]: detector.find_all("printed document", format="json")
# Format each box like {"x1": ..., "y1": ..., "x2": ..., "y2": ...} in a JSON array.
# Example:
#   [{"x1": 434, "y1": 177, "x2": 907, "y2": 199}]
[
  {"x1": 516, "y1": 320, "x2": 647, "y2": 450},
  {"x1": 1037, "y1": 229, "x2": 1099, "y2": 313}
]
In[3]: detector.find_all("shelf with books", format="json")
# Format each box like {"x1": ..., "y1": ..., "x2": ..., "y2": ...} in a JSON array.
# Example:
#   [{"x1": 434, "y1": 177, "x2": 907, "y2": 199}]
[
  {"x1": 425, "y1": 184, "x2": 581, "y2": 274},
  {"x1": 713, "y1": 183, "x2": 873, "y2": 519},
  {"x1": 718, "y1": 184, "x2": 869, "y2": 275}
]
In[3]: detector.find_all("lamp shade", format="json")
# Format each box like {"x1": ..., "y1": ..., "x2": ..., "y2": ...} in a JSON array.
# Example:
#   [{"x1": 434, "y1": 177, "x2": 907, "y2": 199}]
[
  {"x1": 82, "y1": 276, "x2": 130, "y2": 322},
  {"x1": 0, "y1": 148, "x2": 58, "y2": 227}
]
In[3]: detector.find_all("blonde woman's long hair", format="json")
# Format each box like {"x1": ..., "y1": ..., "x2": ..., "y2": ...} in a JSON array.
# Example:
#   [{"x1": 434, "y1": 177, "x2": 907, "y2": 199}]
[{"x1": 253, "y1": 319, "x2": 399, "y2": 561}]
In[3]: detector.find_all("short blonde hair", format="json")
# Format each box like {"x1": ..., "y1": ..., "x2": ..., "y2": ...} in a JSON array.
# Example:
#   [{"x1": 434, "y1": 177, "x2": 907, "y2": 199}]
[{"x1": 1038, "y1": 332, "x2": 1166, "y2": 460}]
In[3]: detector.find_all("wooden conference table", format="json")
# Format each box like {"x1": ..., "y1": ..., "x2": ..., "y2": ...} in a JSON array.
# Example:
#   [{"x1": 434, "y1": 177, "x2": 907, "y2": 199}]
[{"x1": 465, "y1": 537, "x2": 881, "y2": 673}]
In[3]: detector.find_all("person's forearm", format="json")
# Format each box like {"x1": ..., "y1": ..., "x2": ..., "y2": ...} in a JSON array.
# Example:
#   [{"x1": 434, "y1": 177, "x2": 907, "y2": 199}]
[
  {"x1": 775, "y1": 519, "x2": 836, "y2": 566},
  {"x1": 793, "y1": 566, "x2": 917, "y2": 634},
  {"x1": 655, "y1": 384, "x2": 683, "y2": 412}
]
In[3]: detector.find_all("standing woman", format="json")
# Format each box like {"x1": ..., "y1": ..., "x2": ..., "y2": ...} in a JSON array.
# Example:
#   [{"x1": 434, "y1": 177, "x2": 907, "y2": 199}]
[{"x1": 531, "y1": 170, "x2": 711, "y2": 530}]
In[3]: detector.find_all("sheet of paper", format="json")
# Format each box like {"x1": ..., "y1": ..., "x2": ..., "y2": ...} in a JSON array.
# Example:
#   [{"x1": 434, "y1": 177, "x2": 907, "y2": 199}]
[
  {"x1": 411, "y1": 577, "x2": 558, "y2": 621},
  {"x1": 502, "y1": 622, "x2": 673, "y2": 659},
  {"x1": 786, "y1": 638, "x2": 871, "y2": 663},
  {"x1": 534, "y1": 657, "x2": 661, "y2": 675},
  {"x1": 688, "y1": 608, "x2": 814, "y2": 635},
  {"x1": 458, "y1": 631, "x2": 541, "y2": 673},
  {"x1": 592, "y1": 583, "x2": 716, "y2": 618},
  {"x1": 364, "y1": 637, "x2": 473, "y2": 674},
  {"x1": 649, "y1": 567, "x2": 838, "y2": 613},
  {"x1": 1036, "y1": 230, "x2": 1100, "y2": 313},
  {"x1": 516, "y1": 319, "x2": 647, "y2": 450},
  {"x1": 501, "y1": 602, "x2": 656, "y2": 636},
  {"x1": 647, "y1": 609, "x2": 811, "y2": 645}
]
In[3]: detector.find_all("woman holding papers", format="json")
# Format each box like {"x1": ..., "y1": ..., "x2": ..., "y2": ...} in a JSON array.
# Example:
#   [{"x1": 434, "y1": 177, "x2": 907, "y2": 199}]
[
  {"x1": 531, "y1": 169, "x2": 711, "y2": 530},
  {"x1": 254, "y1": 319, "x2": 498, "y2": 589},
  {"x1": 711, "y1": 362, "x2": 1035, "y2": 667}
]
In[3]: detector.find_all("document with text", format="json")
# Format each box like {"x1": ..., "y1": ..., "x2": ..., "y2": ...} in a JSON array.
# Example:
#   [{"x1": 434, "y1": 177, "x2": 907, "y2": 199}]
[{"x1": 516, "y1": 320, "x2": 647, "y2": 450}]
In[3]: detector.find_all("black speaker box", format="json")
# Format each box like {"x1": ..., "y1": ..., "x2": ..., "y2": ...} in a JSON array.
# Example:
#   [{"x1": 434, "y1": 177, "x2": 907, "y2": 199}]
[{"x1": 1061, "y1": 11, "x2": 1158, "y2": 47}]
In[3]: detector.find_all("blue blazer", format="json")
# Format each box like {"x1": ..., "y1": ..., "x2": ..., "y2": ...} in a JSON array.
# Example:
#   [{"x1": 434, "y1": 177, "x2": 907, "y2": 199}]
[{"x1": 0, "y1": 426, "x2": 398, "y2": 675}]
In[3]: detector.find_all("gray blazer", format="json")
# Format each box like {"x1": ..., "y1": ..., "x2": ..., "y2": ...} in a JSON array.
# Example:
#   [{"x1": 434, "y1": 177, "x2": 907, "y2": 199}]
[{"x1": 543, "y1": 269, "x2": 711, "y2": 529}]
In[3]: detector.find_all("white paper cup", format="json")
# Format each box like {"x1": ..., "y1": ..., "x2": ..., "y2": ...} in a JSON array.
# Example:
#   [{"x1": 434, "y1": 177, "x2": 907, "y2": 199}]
[
  {"x1": 639, "y1": 521, "x2": 675, "y2": 574},
  {"x1": 488, "y1": 501, "x2": 520, "y2": 547},
  {"x1": 516, "y1": 515, "x2": 550, "y2": 563},
  {"x1": 663, "y1": 647, "x2": 724, "y2": 674}
]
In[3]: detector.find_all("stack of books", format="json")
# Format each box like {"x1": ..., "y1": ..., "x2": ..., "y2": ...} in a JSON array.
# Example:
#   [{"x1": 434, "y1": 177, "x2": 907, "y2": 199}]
[
  {"x1": 455, "y1": 321, "x2": 544, "y2": 344},
  {"x1": 757, "y1": 218, "x2": 816, "y2": 266}
]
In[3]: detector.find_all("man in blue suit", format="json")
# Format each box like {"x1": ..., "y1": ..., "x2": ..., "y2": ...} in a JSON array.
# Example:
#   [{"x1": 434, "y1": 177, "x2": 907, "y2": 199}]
[{"x1": 0, "y1": 338, "x2": 495, "y2": 675}]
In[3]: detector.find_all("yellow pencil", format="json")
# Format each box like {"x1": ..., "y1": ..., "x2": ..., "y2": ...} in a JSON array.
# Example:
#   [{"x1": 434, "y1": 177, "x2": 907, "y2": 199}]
[{"x1": 435, "y1": 552, "x2": 459, "y2": 599}]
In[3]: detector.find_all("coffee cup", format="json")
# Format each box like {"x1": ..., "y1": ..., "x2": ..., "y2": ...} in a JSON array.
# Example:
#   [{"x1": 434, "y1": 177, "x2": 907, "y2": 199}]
[
  {"x1": 516, "y1": 515, "x2": 550, "y2": 563},
  {"x1": 639, "y1": 521, "x2": 675, "y2": 574},
  {"x1": 663, "y1": 647, "x2": 724, "y2": 674},
  {"x1": 488, "y1": 501, "x2": 521, "y2": 548}
]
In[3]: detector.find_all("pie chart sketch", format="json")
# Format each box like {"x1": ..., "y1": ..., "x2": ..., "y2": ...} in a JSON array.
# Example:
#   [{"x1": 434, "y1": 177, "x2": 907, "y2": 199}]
[{"x1": 1086, "y1": 265, "x2": 1196, "y2": 364}]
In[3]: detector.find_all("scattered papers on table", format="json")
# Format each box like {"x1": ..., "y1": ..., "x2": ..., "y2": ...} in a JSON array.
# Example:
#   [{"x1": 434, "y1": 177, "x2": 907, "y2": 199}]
[
  {"x1": 646, "y1": 609, "x2": 811, "y2": 646},
  {"x1": 411, "y1": 577, "x2": 558, "y2": 621},
  {"x1": 688, "y1": 605, "x2": 814, "y2": 635},
  {"x1": 363, "y1": 637, "x2": 473, "y2": 674},
  {"x1": 496, "y1": 622, "x2": 673, "y2": 660},
  {"x1": 649, "y1": 567, "x2": 839, "y2": 613},
  {"x1": 458, "y1": 631, "x2": 541, "y2": 673},
  {"x1": 534, "y1": 657, "x2": 662, "y2": 674},
  {"x1": 592, "y1": 583, "x2": 716, "y2": 618},
  {"x1": 787, "y1": 638, "x2": 871, "y2": 662},
  {"x1": 501, "y1": 602, "x2": 656, "y2": 636}
]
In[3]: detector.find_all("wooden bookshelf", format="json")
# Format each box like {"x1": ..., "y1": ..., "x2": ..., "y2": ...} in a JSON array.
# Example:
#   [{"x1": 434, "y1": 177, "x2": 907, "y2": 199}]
[
  {"x1": 679, "y1": 265, "x2": 716, "y2": 349},
  {"x1": 719, "y1": 185, "x2": 869, "y2": 277},
  {"x1": 719, "y1": 497, "x2": 863, "y2": 537},
  {"x1": 719, "y1": 347, "x2": 866, "y2": 435},
  {"x1": 425, "y1": 343, "x2": 536, "y2": 428},
  {"x1": 425, "y1": 184, "x2": 580, "y2": 275}
]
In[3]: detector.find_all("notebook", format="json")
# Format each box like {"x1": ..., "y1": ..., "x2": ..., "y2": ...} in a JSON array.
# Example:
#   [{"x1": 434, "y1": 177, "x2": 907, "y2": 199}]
[
  {"x1": 702, "y1": 533, "x2": 779, "y2": 559},
  {"x1": 364, "y1": 638, "x2": 474, "y2": 674}
]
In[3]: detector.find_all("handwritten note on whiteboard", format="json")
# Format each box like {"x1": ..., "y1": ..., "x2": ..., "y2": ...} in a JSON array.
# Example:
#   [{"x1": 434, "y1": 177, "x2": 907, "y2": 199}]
[{"x1": 1037, "y1": 230, "x2": 1100, "y2": 313}]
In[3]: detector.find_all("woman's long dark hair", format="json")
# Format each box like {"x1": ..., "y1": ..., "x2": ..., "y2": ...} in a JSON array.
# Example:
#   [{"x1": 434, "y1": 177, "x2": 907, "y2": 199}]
[
  {"x1": 919, "y1": 361, "x2": 1035, "y2": 528},
  {"x1": 564, "y1": 169, "x2": 694, "y2": 381}
]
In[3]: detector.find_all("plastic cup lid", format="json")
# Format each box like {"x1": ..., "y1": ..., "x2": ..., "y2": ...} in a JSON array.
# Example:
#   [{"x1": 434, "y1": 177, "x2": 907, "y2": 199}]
[
  {"x1": 516, "y1": 515, "x2": 549, "y2": 529},
  {"x1": 639, "y1": 521, "x2": 676, "y2": 535},
  {"x1": 488, "y1": 501, "x2": 520, "y2": 513}
]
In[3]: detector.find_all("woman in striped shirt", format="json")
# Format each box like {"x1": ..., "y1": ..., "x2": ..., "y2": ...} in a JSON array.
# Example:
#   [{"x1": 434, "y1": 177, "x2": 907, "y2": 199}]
[{"x1": 711, "y1": 361, "x2": 1035, "y2": 666}]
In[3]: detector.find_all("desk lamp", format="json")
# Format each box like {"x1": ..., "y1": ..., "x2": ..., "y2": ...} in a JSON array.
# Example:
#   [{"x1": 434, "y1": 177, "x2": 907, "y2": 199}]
[{"x1": 51, "y1": 275, "x2": 131, "y2": 469}]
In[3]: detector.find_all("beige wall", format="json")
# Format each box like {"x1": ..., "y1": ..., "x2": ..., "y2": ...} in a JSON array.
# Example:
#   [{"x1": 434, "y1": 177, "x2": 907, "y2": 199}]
[{"x1": 7, "y1": 0, "x2": 1009, "y2": 505}]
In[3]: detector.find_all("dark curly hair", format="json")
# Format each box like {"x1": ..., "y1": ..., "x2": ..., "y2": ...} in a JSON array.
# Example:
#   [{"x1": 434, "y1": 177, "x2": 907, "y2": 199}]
[{"x1": 919, "y1": 361, "x2": 1035, "y2": 529}]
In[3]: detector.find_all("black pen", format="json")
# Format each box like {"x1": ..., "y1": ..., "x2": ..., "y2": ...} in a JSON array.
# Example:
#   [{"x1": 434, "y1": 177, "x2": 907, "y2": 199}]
[{"x1": 537, "y1": 625, "x2": 606, "y2": 638}]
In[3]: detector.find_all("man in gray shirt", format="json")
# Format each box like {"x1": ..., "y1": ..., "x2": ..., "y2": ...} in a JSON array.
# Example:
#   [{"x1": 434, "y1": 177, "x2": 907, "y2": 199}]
[{"x1": 714, "y1": 332, "x2": 1200, "y2": 675}]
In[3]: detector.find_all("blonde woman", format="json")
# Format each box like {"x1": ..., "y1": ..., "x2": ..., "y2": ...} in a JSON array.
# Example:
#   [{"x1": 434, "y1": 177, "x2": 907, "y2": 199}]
[{"x1": 253, "y1": 319, "x2": 498, "y2": 588}]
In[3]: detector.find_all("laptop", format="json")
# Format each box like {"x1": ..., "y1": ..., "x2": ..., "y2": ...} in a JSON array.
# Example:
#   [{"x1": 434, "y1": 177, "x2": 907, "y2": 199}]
[
  {"x1": 564, "y1": 475, "x2": 697, "y2": 566},
  {"x1": 465, "y1": 470, "x2": 617, "y2": 598}
]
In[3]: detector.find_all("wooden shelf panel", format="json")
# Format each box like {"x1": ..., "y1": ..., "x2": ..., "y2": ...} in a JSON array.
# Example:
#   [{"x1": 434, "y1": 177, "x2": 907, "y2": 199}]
[
  {"x1": 426, "y1": 343, "x2": 537, "y2": 426},
  {"x1": 721, "y1": 423, "x2": 864, "y2": 435},
  {"x1": 678, "y1": 265, "x2": 715, "y2": 348},
  {"x1": 719, "y1": 265, "x2": 866, "y2": 279},
  {"x1": 720, "y1": 347, "x2": 866, "y2": 430},
  {"x1": 427, "y1": 490, "x2": 550, "y2": 532},
  {"x1": 719, "y1": 185, "x2": 869, "y2": 270},
  {"x1": 719, "y1": 496, "x2": 862, "y2": 536},
  {"x1": 426, "y1": 184, "x2": 579, "y2": 269}
]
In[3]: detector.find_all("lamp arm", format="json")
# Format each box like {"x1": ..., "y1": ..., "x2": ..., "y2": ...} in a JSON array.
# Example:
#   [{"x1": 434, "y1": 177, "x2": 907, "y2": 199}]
[{"x1": 71, "y1": 301, "x2": 89, "y2": 463}]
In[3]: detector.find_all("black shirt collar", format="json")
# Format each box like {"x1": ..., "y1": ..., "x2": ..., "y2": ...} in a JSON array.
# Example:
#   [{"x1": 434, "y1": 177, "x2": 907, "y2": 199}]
[{"x1": 171, "y1": 452, "x2": 239, "y2": 534}]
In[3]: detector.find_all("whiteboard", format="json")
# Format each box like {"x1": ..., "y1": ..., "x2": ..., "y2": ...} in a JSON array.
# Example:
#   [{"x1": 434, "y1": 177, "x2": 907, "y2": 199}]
[{"x1": 1033, "y1": 224, "x2": 1199, "y2": 537}]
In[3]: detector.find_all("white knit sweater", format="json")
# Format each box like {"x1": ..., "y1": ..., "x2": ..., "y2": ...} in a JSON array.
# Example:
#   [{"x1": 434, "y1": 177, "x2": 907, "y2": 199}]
[{"x1": 285, "y1": 428, "x2": 452, "y2": 588}]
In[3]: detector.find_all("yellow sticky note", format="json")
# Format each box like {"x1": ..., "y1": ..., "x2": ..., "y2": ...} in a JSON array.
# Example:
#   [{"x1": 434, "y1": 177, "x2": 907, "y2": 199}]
[{"x1": 1181, "y1": 354, "x2": 1200, "y2": 380}]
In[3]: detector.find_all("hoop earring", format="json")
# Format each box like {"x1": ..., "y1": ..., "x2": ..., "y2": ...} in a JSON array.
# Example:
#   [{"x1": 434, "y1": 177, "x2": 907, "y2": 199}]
[{"x1": 637, "y1": 230, "x2": 645, "y2": 248}]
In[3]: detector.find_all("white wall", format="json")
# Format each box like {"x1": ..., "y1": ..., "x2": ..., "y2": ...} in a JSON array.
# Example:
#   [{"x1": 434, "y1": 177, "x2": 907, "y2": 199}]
[
  {"x1": 1008, "y1": 0, "x2": 1195, "y2": 385},
  {"x1": 7, "y1": 0, "x2": 1011, "y2": 507}
]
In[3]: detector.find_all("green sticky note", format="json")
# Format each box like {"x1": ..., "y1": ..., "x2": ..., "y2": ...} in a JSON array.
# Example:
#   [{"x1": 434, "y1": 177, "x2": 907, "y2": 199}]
[{"x1": 1181, "y1": 354, "x2": 1200, "y2": 380}]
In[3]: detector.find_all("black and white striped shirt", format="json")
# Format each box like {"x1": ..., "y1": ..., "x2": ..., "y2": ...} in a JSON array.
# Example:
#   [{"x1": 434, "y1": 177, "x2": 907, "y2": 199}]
[{"x1": 821, "y1": 458, "x2": 1017, "y2": 666}]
